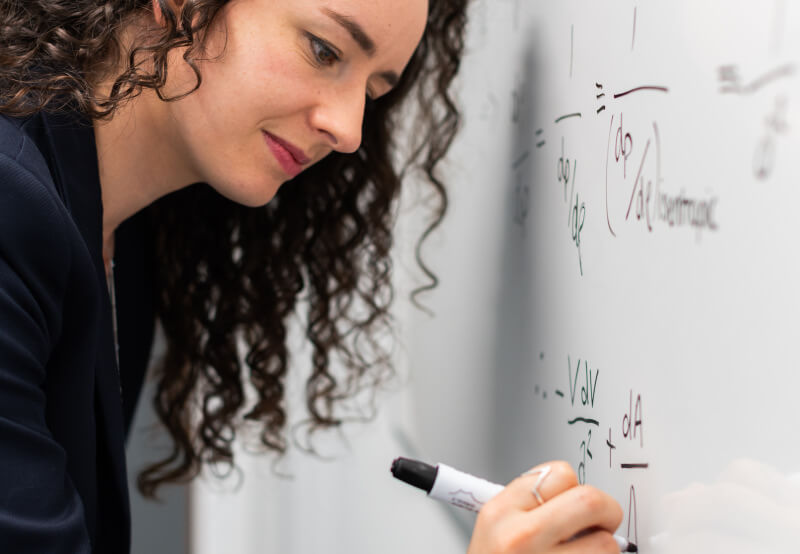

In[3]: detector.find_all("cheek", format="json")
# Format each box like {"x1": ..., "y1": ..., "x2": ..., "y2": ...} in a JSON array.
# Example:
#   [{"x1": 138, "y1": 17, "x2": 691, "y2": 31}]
[
  {"x1": 209, "y1": 18, "x2": 309, "y2": 114},
  {"x1": 162, "y1": 31, "x2": 317, "y2": 205},
  {"x1": 190, "y1": 48, "x2": 310, "y2": 134}
]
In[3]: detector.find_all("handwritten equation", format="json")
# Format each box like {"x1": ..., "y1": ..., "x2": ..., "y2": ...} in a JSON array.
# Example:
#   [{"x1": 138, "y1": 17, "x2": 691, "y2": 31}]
[
  {"x1": 719, "y1": 63, "x2": 794, "y2": 181},
  {"x1": 486, "y1": 5, "x2": 800, "y2": 551},
  {"x1": 540, "y1": 355, "x2": 648, "y2": 548},
  {"x1": 497, "y1": 9, "x2": 800, "y2": 278}
]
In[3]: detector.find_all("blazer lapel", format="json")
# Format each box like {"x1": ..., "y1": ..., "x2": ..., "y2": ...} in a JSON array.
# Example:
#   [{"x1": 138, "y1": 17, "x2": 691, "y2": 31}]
[{"x1": 39, "y1": 110, "x2": 131, "y2": 544}]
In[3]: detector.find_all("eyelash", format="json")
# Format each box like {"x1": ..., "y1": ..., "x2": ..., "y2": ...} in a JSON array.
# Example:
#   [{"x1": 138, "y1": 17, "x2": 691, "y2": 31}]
[
  {"x1": 307, "y1": 34, "x2": 340, "y2": 67},
  {"x1": 306, "y1": 34, "x2": 378, "y2": 101}
]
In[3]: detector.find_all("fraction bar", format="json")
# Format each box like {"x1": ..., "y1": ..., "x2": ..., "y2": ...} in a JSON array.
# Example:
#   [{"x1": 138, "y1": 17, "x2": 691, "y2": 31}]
[
  {"x1": 555, "y1": 112, "x2": 582, "y2": 123},
  {"x1": 744, "y1": 64, "x2": 795, "y2": 94},
  {"x1": 567, "y1": 417, "x2": 599, "y2": 426},
  {"x1": 613, "y1": 86, "x2": 669, "y2": 98},
  {"x1": 620, "y1": 463, "x2": 649, "y2": 469}
]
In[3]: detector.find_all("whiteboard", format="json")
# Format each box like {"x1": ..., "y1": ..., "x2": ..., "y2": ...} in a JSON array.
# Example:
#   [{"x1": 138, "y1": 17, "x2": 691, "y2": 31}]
[{"x1": 403, "y1": 1, "x2": 800, "y2": 552}]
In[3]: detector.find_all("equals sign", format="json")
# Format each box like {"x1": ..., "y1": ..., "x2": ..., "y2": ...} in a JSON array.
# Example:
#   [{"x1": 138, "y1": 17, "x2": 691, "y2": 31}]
[
  {"x1": 596, "y1": 83, "x2": 606, "y2": 113},
  {"x1": 536, "y1": 129, "x2": 546, "y2": 148}
]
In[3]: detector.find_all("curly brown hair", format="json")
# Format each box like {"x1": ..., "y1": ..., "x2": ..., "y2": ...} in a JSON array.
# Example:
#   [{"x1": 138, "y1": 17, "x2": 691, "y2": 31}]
[{"x1": 0, "y1": 0, "x2": 469, "y2": 497}]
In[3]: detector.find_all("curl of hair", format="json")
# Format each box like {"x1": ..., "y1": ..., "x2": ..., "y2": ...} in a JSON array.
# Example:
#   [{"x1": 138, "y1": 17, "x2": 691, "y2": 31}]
[{"x1": 0, "y1": 0, "x2": 469, "y2": 497}]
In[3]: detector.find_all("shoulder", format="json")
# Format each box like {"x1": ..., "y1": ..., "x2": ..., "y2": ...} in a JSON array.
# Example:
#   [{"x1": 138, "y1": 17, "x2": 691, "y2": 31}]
[
  {"x1": 0, "y1": 114, "x2": 43, "y2": 178},
  {"x1": 0, "y1": 113, "x2": 24, "y2": 152},
  {"x1": 0, "y1": 113, "x2": 70, "y2": 231},
  {"x1": 0, "y1": 112, "x2": 63, "y2": 197},
  {"x1": 0, "y1": 113, "x2": 72, "y2": 304}
]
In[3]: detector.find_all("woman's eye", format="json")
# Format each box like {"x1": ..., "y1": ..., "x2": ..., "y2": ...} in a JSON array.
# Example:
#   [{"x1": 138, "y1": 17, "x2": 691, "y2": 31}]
[{"x1": 309, "y1": 35, "x2": 339, "y2": 67}]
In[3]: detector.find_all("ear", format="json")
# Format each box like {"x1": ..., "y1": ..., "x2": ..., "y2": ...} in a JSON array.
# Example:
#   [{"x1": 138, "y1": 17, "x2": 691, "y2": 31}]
[{"x1": 151, "y1": 0, "x2": 185, "y2": 27}]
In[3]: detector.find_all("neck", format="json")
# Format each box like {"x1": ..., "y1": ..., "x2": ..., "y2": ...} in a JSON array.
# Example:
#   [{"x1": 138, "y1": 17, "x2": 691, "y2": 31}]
[{"x1": 94, "y1": 88, "x2": 197, "y2": 247}]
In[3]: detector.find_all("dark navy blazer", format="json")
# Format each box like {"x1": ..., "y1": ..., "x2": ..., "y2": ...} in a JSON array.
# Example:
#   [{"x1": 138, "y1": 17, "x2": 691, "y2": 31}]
[{"x1": 0, "y1": 110, "x2": 156, "y2": 553}]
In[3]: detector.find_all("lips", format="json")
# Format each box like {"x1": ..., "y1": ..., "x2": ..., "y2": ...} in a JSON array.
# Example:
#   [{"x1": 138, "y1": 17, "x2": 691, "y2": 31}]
[{"x1": 262, "y1": 131, "x2": 310, "y2": 178}]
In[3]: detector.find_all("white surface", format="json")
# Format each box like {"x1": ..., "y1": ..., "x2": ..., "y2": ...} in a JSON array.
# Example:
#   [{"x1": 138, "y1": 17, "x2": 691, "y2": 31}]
[
  {"x1": 405, "y1": 1, "x2": 800, "y2": 552},
  {"x1": 189, "y1": 389, "x2": 470, "y2": 554}
]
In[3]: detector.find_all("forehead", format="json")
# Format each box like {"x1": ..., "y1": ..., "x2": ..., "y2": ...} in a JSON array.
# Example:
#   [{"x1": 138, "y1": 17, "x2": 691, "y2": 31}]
[{"x1": 302, "y1": 0, "x2": 429, "y2": 54}]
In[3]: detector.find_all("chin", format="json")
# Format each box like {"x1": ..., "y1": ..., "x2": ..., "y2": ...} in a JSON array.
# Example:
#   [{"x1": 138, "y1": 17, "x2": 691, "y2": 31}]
[{"x1": 215, "y1": 175, "x2": 285, "y2": 208}]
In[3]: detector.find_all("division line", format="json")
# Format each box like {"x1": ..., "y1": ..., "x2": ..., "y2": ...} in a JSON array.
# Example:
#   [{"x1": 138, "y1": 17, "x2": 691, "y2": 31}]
[
  {"x1": 625, "y1": 138, "x2": 650, "y2": 219},
  {"x1": 567, "y1": 417, "x2": 599, "y2": 426},
  {"x1": 512, "y1": 151, "x2": 530, "y2": 169},
  {"x1": 555, "y1": 112, "x2": 582, "y2": 123},
  {"x1": 621, "y1": 463, "x2": 649, "y2": 469},
  {"x1": 613, "y1": 86, "x2": 669, "y2": 98},
  {"x1": 744, "y1": 64, "x2": 795, "y2": 94}
]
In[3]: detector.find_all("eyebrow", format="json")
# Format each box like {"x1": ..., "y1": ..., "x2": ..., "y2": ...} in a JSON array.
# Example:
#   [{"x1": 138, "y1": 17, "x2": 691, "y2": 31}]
[{"x1": 321, "y1": 8, "x2": 400, "y2": 88}]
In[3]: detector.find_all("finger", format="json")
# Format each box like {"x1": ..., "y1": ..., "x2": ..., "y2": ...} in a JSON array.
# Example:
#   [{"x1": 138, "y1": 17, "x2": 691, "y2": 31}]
[
  {"x1": 551, "y1": 529, "x2": 623, "y2": 554},
  {"x1": 524, "y1": 484, "x2": 624, "y2": 547},
  {"x1": 498, "y1": 461, "x2": 579, "y2": 512}
]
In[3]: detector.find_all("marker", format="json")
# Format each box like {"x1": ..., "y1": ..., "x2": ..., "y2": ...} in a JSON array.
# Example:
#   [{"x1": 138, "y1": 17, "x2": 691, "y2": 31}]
[{"x1": 390, "y1": 457, "x2": 637, "y2": 553}]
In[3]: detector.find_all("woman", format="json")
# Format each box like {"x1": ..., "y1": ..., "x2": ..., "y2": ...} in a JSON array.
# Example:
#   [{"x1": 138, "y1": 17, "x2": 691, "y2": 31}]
[{"x1": 0, "y1": 0, "x2": 623, "y2": 552}]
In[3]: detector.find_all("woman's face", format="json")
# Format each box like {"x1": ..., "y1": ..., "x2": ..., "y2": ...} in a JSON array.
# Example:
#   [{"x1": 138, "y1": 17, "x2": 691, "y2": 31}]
[{"x1": 159, "y1": 0, "x2": 429, "y2": 207}]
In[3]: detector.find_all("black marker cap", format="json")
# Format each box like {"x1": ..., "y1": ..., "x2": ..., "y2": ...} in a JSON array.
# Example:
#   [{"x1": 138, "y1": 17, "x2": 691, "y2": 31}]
[{"x1": 390, "y1": 457, "x2": 438, "y2": 493}]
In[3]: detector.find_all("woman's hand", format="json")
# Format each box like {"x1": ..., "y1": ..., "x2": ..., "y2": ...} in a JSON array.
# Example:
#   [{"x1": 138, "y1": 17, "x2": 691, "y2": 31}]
[{"x1": 466, "y1": 461, "x2": 624, "y2": 554}]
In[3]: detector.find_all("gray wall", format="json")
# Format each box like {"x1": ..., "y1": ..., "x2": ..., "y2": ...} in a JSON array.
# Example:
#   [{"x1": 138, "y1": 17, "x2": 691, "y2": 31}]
[{"x1": 126, "y1": 333, "x2": 188, "y2": 554}]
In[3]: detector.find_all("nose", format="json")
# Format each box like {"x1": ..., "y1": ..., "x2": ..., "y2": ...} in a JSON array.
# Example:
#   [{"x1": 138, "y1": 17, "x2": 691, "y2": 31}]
[{"x1": 309, "y1": 83, "x2": 366, "y2": 155}]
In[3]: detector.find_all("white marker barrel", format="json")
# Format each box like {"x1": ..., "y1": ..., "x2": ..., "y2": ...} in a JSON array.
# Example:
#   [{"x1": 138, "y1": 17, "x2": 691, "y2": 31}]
[{"x1": 429, "y1": 463, "x2": 505, "y2": 512}]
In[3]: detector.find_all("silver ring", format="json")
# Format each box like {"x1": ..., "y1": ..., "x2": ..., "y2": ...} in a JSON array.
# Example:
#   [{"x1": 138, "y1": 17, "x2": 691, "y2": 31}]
[{"x1": 521, "y1": 465, "x2": 551, "y2": 506}]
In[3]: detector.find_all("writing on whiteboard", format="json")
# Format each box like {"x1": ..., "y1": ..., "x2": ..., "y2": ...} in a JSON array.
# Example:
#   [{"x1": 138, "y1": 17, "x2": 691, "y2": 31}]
[
  {"x1": 557, "y1": 132, "x2": 586, "y2": 276},
  {"x1": 718, "y1": 63, "x2": 795, "y2": 180},
  {"x1": 605, "y1": 113, "x2": 719, "y2": 237}
]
